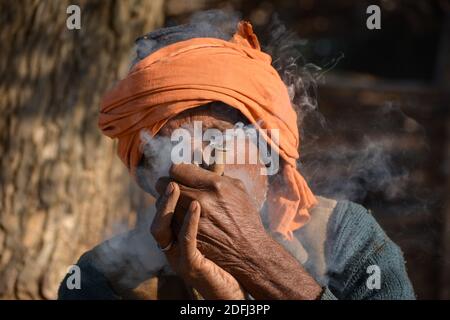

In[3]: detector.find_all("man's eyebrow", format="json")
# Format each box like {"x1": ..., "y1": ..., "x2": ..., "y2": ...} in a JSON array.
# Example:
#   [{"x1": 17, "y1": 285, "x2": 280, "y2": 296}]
[{"x1": 203, "y1": 119, "x2": 238, "y2": 131}]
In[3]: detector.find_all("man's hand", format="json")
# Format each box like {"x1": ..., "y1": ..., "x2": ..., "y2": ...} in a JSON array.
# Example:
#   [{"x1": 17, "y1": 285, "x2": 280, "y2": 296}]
[
  {"x1": 156, "y1": 163, "x2": 323, "y2": 300},
  {"x1": 151, "y1": 181, "x2": 245, "y2": 300},
  {"x1": 156, "y1": 164, "x2": 269, "y2": 269}
]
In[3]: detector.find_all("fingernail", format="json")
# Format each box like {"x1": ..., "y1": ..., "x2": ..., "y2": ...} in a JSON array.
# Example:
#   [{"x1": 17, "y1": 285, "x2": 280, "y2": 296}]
[
  {"x1": 189, "y1": 201, "x2": 198, "y2": 212},
  {"x1": 165, "y1": 183, "x2": 174, "y2": 196}
]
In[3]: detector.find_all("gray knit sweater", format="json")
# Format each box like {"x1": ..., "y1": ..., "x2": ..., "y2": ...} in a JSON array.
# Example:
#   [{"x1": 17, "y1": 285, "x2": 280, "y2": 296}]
[
  {"x1": 319, "y1": 200, "x2": 415, "y2": 299},
  {"x1": 58, "y1": 198, "x2": 415, "y2": 300}
]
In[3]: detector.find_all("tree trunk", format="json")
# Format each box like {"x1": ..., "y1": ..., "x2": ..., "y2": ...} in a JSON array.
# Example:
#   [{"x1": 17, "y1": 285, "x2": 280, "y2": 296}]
[{"x1": 0, "y1": 0, "x2": 164, "y2": 299}]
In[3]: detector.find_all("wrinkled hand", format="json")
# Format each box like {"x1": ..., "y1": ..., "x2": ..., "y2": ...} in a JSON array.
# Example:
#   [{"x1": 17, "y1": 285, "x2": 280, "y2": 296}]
[
  {"x1": 154, "y1": 164, "x2": 322, "y2": 300},
  {"x1": 151, "y1": 181, "x2": 245, "y2": 299},
  {"x1": 155, "y1": 164, "x2": 270, "y2": 279}
]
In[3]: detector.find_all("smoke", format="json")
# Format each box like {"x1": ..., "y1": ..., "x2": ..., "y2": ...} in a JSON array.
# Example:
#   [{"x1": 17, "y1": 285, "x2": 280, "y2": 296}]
[
  {"x1": 265, "y1": 15, "x2": 319, "y2": 114},
  {"x1": 299, "y1": 100, "x2": 428, "y2": 203},
  {"x1": 138, "y1": 120, "x2": 271, "y2": 211},
  {"x1": 132, "y1": 9, "x2": 423, "y2": 205},
  {"x1": 103, "y1": 10, "x2": 431, "y2": 288},
  {"x1": 263, "y1": 14, "x2": 343, "y2": 134},
  {"x1": 130, "y1": 9, "x2": 430, "y2": 224},
  {"x1": 260, "y1": 15, "x2": 428, "y2": 205},
  {"x1": 138, "y1": 131, "x2": 173, "y2": 197},
  {"x1": 303, "y1": 138, "x2": 410, "y2": 202},
  {"x1": 133, "y1": 10, "x2": 241, "y2": 67}
]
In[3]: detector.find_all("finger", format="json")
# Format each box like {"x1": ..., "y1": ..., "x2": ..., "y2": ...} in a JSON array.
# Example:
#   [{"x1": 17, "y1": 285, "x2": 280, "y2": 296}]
[
  {"x1": 157, "y1": 180, "x2": 204, "y2": 211},
  {"x1": 179, "y1": 201, "x2": 201, "y2": 258},
  {"x1": 170, "y1": 186, "x2": 201, "y2": 230},
  {"x1": 156, "y1": 177, "x2": 206, "y2": 203},
  {"x1": 171, "y1": 187, "x2": 204, "y2": 237},
  {"x1": 150, "y1": 182, "x2": 180, "y2": 247},
  {"x1": 177, "y1": 186, "x2": 202, "y2": 210},
  {"x1": 170, "y1": 163, "x2": 219, "y2": 189}
]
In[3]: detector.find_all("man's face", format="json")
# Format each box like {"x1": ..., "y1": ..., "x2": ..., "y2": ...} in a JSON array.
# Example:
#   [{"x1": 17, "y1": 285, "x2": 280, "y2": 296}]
[{"x1": 137, "y1": 105, "x2": 269, "y2": 211}]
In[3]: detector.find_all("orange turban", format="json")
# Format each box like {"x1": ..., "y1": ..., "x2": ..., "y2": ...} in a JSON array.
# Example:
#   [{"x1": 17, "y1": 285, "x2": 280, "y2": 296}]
[{"x1": 99, "y1": 21, "x2": 317, "y2": 239}]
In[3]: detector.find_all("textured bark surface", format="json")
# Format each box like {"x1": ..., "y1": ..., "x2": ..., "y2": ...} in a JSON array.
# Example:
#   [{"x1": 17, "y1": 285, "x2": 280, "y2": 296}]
[{"x1": 0, "y1": 0, "x2": 164, "y2": 299}]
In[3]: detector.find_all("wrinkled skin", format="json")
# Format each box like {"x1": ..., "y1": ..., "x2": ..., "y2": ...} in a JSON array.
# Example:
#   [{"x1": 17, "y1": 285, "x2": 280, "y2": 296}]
[
  {"x1": 149, "y1": 105, "x2": 262, "y2": 299},
  {"x1": 147, "y1": 104, "x2": 322, "y2": 299},
  {"x1": 152, "y1": 164, "x2": 267, "y2": 299},
  {"x1": 151, "y1": 183, "x2": 245, "y2": 299}
]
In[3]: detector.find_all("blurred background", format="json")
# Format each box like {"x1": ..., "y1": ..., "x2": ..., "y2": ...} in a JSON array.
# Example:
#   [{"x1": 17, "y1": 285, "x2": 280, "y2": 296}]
[{"x1": 0, "y1": 0, "x2": 449, "y2": 299}]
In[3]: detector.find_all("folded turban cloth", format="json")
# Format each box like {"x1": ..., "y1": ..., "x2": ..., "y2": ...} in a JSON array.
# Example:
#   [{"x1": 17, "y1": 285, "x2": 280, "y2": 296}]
[{"x1": 99, "y1": 21, "x2": 317, "y2": 240}]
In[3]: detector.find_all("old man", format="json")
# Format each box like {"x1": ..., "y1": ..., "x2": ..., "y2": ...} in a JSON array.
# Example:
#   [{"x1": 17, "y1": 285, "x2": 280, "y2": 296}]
[{"x1": 58, "y1": 14, "x2": 415, "y2": 300}]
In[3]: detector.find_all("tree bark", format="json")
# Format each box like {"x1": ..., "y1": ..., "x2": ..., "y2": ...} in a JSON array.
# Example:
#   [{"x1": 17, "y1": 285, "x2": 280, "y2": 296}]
[{"x1": 0, "y1": 0, "x2": 164, "y2": 299}]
